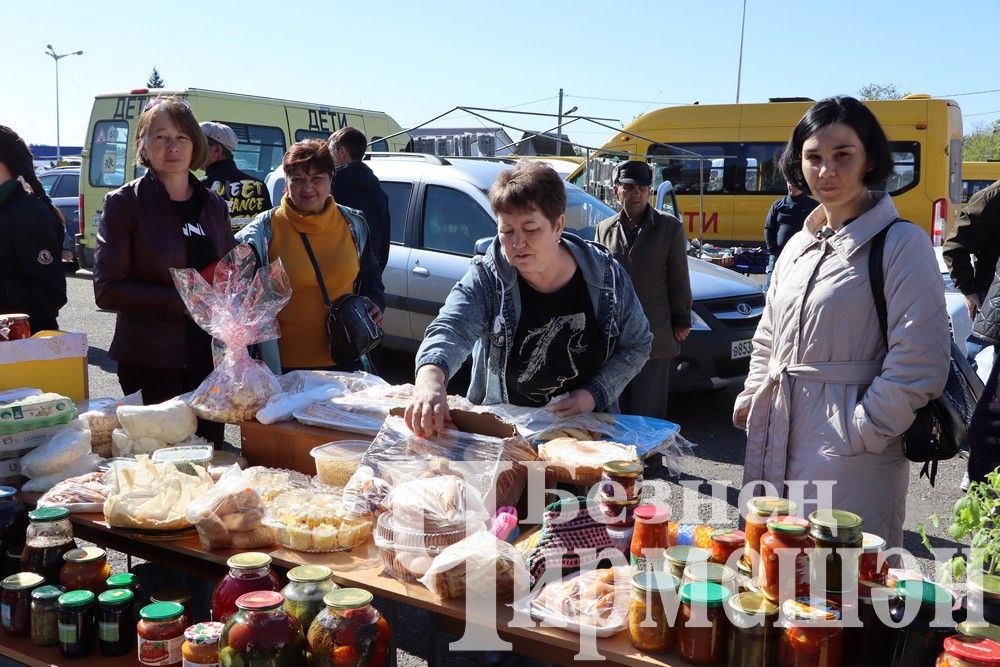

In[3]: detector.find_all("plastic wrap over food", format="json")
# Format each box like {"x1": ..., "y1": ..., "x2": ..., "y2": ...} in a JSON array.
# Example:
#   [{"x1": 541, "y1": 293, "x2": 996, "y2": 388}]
[
  {"x1": 264, "y1": 487, "x2": 372, "y2": 552},
  {"x1": 22, "y1": 453, "x2": 102, "y2": 493},
  {"x1": 104, "y1": 456, "x2": 214, "y2": 531},
  {"x1": 78, "y1": 391, "x2": 142, "y2": 457},
  {"x1": 384, "y1": 475, "x2": 489, "y2": 533},
  {"x1": 295, "y1": 385, "x2": 474, "y2": 435},
  {"x1": 257, "y1": 371, "x2": 388, "y2": 425},
  {"x1": 171, "y1": 244, "x2": 291, "y2": 423},
  {"x1": 19, "y1": 420, "x2": 92, "y2": 478},
  {"x1": 241, "y1": 466, "x2": 311, "y2": 503},
  {"x1": 417, "y1": 530, "x2": 529, "y2": 600},
  {"x1": 513, "y1": 566, "x2": 632, "y2": 636},
  {"x1": 186, "y1": 465, "x2": 272, "y2": 550},
  {"x1": 36, "y1": 471, "x2": 109, "y2": 512}
]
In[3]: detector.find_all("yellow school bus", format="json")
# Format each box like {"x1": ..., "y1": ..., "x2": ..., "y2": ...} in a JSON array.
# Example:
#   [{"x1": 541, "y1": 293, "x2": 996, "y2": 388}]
[
  {"x1": 76, "y1": 88, "x2": 409, "y2": 268},
  {"x1": 961, "y1": 161, "x2": 1000, "y2": 205},
  {"x1": 569, "y1": 95, "x2": 963, "y2": 246}
]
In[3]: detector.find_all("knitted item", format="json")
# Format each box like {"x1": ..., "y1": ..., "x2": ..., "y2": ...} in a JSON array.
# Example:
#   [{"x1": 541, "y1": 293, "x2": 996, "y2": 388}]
[{"x1": 526, "y1": 496, "x2": 614, "y2": 582}]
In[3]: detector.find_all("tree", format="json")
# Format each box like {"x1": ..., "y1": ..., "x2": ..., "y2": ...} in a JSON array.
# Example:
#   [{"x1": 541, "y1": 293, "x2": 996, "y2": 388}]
[
  {"x1": 964, "y1": 120, "x2": 1000, "y2": 162},
  {"x1": 147, "y1": 68, "x2": 165, "y2": 88},
  {"x1": 857, "y1": 83, "x2": 908, "y2": 101}
]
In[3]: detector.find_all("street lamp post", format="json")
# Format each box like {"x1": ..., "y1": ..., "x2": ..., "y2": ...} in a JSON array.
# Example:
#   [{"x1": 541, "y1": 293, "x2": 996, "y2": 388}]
[{"x1": 44, "y1": 44, "x2": 83, "y2": 165}]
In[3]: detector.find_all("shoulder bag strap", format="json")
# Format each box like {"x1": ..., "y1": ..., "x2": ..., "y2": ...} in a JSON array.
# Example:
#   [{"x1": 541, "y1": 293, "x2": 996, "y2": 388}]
[
  {"x1": 867, "y1": 219, "x2": 902, "y2": 345},
  {"x1": 299, "y1": 232, "x2": 331, "y2": 309}
]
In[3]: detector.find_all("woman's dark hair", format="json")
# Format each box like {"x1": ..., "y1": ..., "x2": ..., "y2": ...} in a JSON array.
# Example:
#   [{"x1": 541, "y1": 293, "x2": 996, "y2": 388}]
[
  {"x1": 489, "y1": 161, "x2": 566, "y2": 225},
  {"x1": 283, "y1": 139, "x2": 335, "y2": 177},
  {"x1": 779, "y1": 95, "x2": 894, "y2": 190},
  {"x1": 0, "y1": 126, "x2": 64, "y2": 224}
]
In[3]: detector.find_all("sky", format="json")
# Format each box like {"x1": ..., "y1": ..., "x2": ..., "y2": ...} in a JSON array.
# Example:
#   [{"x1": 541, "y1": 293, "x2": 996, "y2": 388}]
[{"x1": 4, "y1": 0, "x2": 1000, "y2": 150}]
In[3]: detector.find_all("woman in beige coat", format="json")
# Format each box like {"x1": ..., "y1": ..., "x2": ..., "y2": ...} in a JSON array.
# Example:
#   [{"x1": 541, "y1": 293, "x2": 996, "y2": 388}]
[{"x1": 733, "y1": 96, "x2": 950, "y2": 549}]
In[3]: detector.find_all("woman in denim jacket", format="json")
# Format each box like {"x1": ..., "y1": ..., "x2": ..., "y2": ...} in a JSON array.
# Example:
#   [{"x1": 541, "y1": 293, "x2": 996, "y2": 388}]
[{"x1": 406, "y1": 162, "x2": 652, "y2": 436}]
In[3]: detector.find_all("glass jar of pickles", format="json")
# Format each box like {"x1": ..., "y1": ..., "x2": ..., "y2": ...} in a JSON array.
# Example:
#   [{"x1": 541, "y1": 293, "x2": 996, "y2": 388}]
[
  {"x1": 182, "y1": 622, "x2": 223, "y2": 666},
  {"x1": 727, "y1": 592, "x2": 778, "y2": 667},
  {"x1": 307, "y1": 588, "x2": 390, "y2": 667},
  {"x1": 21, "y1": 507, "x2": 77, "y2": 585},
  {"x1": 779, "y1": 598, "x2": 842, "y2": 667},
  {"x1": 60, "y1": 546, "x2": 111, "y2": 593},
  {"x1": 219, "y1": 591, "x2": 307, "y2": 667},
  {"x1": 744, "y1": 497, "x2": 796, "y2": 567},
  {"x1": 808, "y1": 510, "x2": 863, "y2": 594},
  {"x1": 137, "y1": 601, "x2": 187, "y2": 666},
  {"x1": 97, "y1": 588, "x2": 134, "y2": 656},
  {"x1": 282, "y1": 564, "x2": 337, "y2": 633},
  {"x1": 30, "y1": 584, "x2": 63, "y2": 646},
  {"x1": 211, "y1": 553, "x2": 282, "y2": 623},
  {"x1": 628, "y1": 571, "x2": 679, "y2": 653},
  {"x1": 937, "y1": 635, "x2": 1000, "y2": 666},
  {"x1": 677, "y1": 581, "x2": 730, "y2": 665},
  {"x1": 2, "y1": 571, "x2": 44, "y2": 635},
  {"x1": 58, "y1": 589, "x2": 96, "y2": 659}
]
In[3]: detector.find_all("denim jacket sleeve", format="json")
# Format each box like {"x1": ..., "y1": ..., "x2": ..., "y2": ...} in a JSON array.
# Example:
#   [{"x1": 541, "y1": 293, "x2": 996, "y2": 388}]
[
  {"x1": 415, "y1": 260, "x2": 490, "y2": 380},
  {"x1": 583, "y1": 263, "x2": 652, "y2": 411}
]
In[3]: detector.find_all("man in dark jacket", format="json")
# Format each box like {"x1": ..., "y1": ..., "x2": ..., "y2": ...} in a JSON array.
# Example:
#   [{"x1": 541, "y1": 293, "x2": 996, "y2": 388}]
[
  {"x1": 595, "y1": 161, "x2": 691, "y2": 419},
  {"x1": 329, "y1": 127, "x2": 391, "y2": 270},
  {"x1": 199, "y1": 122, "x2": 271, "y2": 231},
  {"x1": 966, "y1": 263, "x2": 1000, "y2": 484},
  {"x1": 763, "y1": 181, "x2": 817, "y2": 292},
  {"x1": 943, "y1": 179, "x2": 1000, "y2": 367}
]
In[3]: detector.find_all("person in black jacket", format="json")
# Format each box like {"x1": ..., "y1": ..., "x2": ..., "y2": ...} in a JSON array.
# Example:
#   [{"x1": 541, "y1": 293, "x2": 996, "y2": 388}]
[
  {"x1": 0, "y1": 126, "x2": 67, "y2": 332},
  {"x1": 763, "y1": 180, "x2": 817, "y2": 292},
  {"x1": 329, "y1": 127, "x2": 391, "y2": 270},
  {"x1": 199, "y1": 122, "x2": 271, "y2": 231},
  {"x1": 966, "y1": 263, "x2": 1000, "y2": 484}
]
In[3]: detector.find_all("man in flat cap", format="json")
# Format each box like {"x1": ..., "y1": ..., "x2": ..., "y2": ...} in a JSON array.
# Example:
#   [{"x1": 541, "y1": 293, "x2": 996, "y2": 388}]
[
  {"x1": 595, "y1": 160, "x2": 692, "y2": 419},
  {"x1": 200, "y1": 121, "x2": 271, "y2": 231}
]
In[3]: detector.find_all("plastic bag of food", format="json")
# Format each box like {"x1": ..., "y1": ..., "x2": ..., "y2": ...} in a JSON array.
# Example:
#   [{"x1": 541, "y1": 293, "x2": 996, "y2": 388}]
[
  {"x1": 241, "y1": 466, "x2": 311, "y2": 503},
  {"x1": 384, "y1": 475, "x2": 489, "y2": 533},
  {"x1": 19, "y1": 420, "x2": 91, "y2": 478},
  {"x1": 264, "y1": 488, "x2": 372, "y2": 552},
  {"x1": 171, "y1": 244, "x2": 292, "y2": 423},
  {"x1": 186, "y1": 465, "x2": 272, "y2": 549},
  {"x1": 117, "y1": 398, "x2": 196, "y2": 444},
  {"x1": 257, "y1": 371, "x2": 387, "y2": 426},
  {"x1": 111, "y1": 430, "x2": 210, "y2": 458},
  {"x1": 78, "y1": 391, "x2": 143, "y2": 457},
  {"x1": 22, "y1": 453, "x2": 102, "y2": 493},
  {"x1": 418, "y1": 530, "x2": 529, "y2": 600},
  {"x1": 294, "y1": 385, "x2": 473, "y2": 436},
  {"x1": 514, "y1": 566, "x2": 632, "y2": 636},
  {"x1": 104, "y1": 456, "x2": 214, "y2": 531},
  {"x1": 341, "y1": 465, "x2": 393, "y2": 516},
  {"x1": 34, "y1": 470, "x2": 108, "y2": 510}
]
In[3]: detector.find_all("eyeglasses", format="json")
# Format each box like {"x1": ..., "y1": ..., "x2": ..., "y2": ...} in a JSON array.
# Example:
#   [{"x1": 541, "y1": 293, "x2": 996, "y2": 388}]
[{"x1": 143, "y1": 96, "x2": 191, "y2": 112}]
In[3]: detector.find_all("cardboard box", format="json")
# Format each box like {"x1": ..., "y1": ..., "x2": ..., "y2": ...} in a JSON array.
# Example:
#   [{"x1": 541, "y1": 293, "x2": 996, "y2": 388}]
[
  {"x1": 240, "y1": 420, "x2": 366, "y2": 474},
  {"x1": 0, "y1": 332, "x2": 88, "y2": 401}
]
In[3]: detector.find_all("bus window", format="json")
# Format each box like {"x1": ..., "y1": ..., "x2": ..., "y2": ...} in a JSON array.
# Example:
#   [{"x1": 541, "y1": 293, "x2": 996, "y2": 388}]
[
  {"x1": 962, "y1": 180, "x2": 995, "y2": 203},
  {"x1": 88, "y1": 120, "x2": 129, "y2": 188},
  {"x1": 370, "y1": 137, "x2": 389, "y2": 151},
  {"x1": 743, "y1": 143, "x2": 786, "y2": 193},
  {"x1": 216, "y1": 122, "x2": 285, "y2": 181},
  {"x1": 295, "y1": 129, "x2": 330, "y2": 142},
  {"x1": 882, "y1": 141, "x2": 919, "y2": 195},
  {"x1": 649, "y1": 143, "x2": 728, "y2": 195}
]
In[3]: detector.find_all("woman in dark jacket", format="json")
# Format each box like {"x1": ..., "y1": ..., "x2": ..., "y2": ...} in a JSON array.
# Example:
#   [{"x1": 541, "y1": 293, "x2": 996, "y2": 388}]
[
  {"x1": 967, "y1": 265, "x2": 1000, "y2": 483},
  {"x1": 0, "y1": 126, "x2": 67, "y2": 332},
  {"x1": 93, "y1": 97, "x2": 236, "y2": 444}
]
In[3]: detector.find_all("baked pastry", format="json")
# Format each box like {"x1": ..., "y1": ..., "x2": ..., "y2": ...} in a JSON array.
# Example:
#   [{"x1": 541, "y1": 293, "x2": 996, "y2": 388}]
[
  {"x1": 532, "y1": 567, "x2": 629, "y2": 628},
  {"x1": 537, "y1": 438, "x2": 639, "y2": 486}
]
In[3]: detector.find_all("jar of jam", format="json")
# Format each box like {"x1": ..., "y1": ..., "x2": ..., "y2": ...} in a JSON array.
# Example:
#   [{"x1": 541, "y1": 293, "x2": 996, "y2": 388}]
[
  {"x1": 0, "y1": 486, "x2": 28, "y2": 578},
  {"x1": 307, "y1": 588, "x2": 389, "y2": 667},
  {"x1": 890, "y1": 579, "x2": 956, "y2": 665},
  {"x1": 58, "y1": 589, "x2": 96, "y2": 659},
  {"x1": 2, "y1": 571, "x2": 43, "y2": 635},
  {"x1": 808, "y1": 509, "x2": 863, "y2": 594},
  {"x1": 711, "y1": 528, "x2": 746, "y2": 565},
  {"x1": 844, "y1": 581, "x2": 896, "y2": 667},
  {"x1": 61, "y1": 546, "x2": 111, "y2": 593},
  {"x1": 860, "y1": 533, "x2": 889, "y2": 585},
  {"x1": 21, "y1": 506, "x2": 77, "y2": 585},
  {"x1": 677, "y1": 581, "x2": 729, "y2": 664},
  {"x1": 220, "y1": 591, "x2": 307, "y2": 667},
  {"x1": 779, "y1": 598, "x2": 842, "y2": 667},
  {"x1": 98, "y1": 588, "x2": 134, "y2": 656},
  {"x1": 665, "y1": 545, "x2": 712, "y2": 580},
  {"x1": 937, "y1": 635, "x2": 1000, "y2": 666},
  {"x1": 282, "y1": 564, "x2": 337, "y2": 634},
  {"x1": 727, "y1": 591, "x2": 778, "y2": 667},
  {"x1": 600, "y1": 460, "x2": 644, "y2": 499},
  {"x1": 760, "y1": 516, "x2": 812, "y2": 603},
  {"x1": 30, "y1": 584, "x2": 63, "y2": 645},
  {"x1": 744, "y1": 497, "x2": 797, "y2": 567},
  {"x1": 684, "y1": 562, "x2": 738, "y2": 594},
  {"x1": 182, "y1": 622, "x2": 223, "y2": 666},
  {"x1": 967, "y1": 575, "x2": 1000, "y2": 626},
  {"x1": 0, "y1": 314, "x2": 31, "y2": 341},
  {"x1": 137, "y1": 601, "x2": 187, "y2": 666},
  {"x1": 629, "y1": 571, "x2": 680, "y2": 653},
  {"x1": 631, "y1": 505, "x2": 670, "y2": 574},
  {"x1": 211, "y1": 552, "x2": 282, "y2": 623}
]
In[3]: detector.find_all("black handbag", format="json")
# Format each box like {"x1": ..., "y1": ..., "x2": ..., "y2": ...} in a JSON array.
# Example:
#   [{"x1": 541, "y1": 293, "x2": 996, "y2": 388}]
[
  {"x1": 299, "y1": 232, "x2": 383, "y2": 365},
  {"x1": 868, "y1": 220, "x2": 984, "y2": 485}
]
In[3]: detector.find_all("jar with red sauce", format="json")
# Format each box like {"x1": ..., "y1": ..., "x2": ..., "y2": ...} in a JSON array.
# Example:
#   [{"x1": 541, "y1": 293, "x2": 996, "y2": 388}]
[
  {"x1": 137, "y1": 601, "x2": 187, "y2": 666},
  {"x1": 630, "y1": 505, "x2": 670, "y2": 574},
  {"x1": 779, "y1": 598, "x2": 843, "y2": 667},
  {"x1": 760, "y1": 516, "x2": 812, "y2": 603},
  {"x1": 600, "y1": 460, "x2": 644, "y2": 499},
  {"x1": 744, "y1": 497, "x2": 796, "y2": 567},
  {"x1": 1, "y1": 571, "x2": 43, "y2": 636},
  {"x1": 677, "y1": 581, "x2": 729, "y2": 665},
  {"x1": 210, "y1": 552, "x2": 282, "y2": 623},
  {"x1": 710, "y1": 528, "x2": 745, "y2": 565},
  {"x1": 860, "y1": 532, "x2": 888, "y2": 585},
  {"x1": 937, "y1": 634, "x2": 1000, "y2": 666}
]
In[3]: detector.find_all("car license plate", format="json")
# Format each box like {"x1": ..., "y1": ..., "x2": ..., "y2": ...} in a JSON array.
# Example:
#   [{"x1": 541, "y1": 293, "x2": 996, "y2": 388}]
[{"x1": 731, "y1": 339, "x2": 754, "y2": 359}]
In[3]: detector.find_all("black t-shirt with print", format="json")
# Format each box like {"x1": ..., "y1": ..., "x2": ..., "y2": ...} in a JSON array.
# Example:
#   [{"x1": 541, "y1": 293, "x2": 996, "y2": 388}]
[
  {"x1": 505, "y1": 267, "x2": 604, "y2": 407},
  {"x1": 173, "y1": 196, "x2": 216, "y2": 364}
]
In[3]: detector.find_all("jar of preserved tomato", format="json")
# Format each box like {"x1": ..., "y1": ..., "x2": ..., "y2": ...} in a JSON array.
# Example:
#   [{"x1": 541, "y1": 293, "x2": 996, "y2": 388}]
[
  {"x1": 60, "y1": 546, "x2": 111, "y2": 593},
  {"x1": 808, "y1": 510, "x2": 863, "y2": 594},
  {"x1": 182, "y1": 622, "x2": 223, "y2": 666},
  {"x1": 760, "y1": 516, "x2": 812, "y2": 603},
  {"x1": 859, "y1": 533, "x2": 888, "y2": 585},
  {"x1": 2, "y1": 571, "x2": 43, "y2": 635},
  {"x1": 21, "y1": 507, "x2": 77, "y2": 585},
  {"x1": 219, "y1": 591, "x2": 307, "y2": 667},
  {"x1": 282, "y1": 564, "x2": 337, "y2": 633},
  {"x1": 0, "y1": 486, "x2": 27, "y2": 578},
  {"x1": 779, "y1": 598, "x2": 842, "y2": 667},
  {"x1": 711, "y1": 528, "x2": 745, "y2": 565},
  {"x1": 601, "y1": 460, "x2": 644, "y2": 499},
  {"x1": 968, "y1": 575, "x2": 1000, "y2": 627},
  {"x1": 58, "y1": 589, "x2": 95, "y2": 659},
  {"x1": 97, "y1": 588, "x2": 134, "y2": 656},
  {"x1": 137, "y1": 601, "x2": 187, "y2": 666},
  {"x1": 728, "y1": 591, "x2": 778, "y2": 667},
  {"x1": 631, "y1": 505, "x2": 671, "y2": 574},
  {"x1": 30, "y1": 584, "x2": 62, "y2": 646},
  {"x1": 684, "y1": 562, "x2": 738, "y2": 594},
  {"x1": 629, "y1": 571, "x2": 680, "y2": 653},
  {"x1": 211, "y1": 553, "x2": 282, "y2": 623},
  {"x1": 307, "y1": 588, "x2": 390, "y2": 667},
  {"x1": 677, "y1": 581, "x2": 730, "y2": 664},
  {"x1": 0, "y1": 314, "x2": 31, "y2": 341},
  {"x1": 744, "y1": 497, "x2": 796, "y2": 567},
  {"x1": 891, "y1": 580, "x2": 956, "y2": 666},
  {"x1": 666, "y1": 545, "x2": 712, "y2": 580},
  {"x1": 937, "y1": 634, "x2": 1000, "y2": 666}
]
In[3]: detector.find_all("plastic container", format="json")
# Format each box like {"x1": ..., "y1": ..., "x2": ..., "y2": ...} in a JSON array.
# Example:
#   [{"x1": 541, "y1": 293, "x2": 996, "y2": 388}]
[
  {"x1": 210, "y1": 553, "x2": 282, "y2": 623},
  {"x1": 727, "y1": 592, "x2": 778, "y2": 667},
  {"x1": 760, "y1": 516, "x2": 812, "y2": 603},
  {"x1": 182, "y1": 622, "x2": 223, "y2": 666},
  {"x1": 22, "y1": 506, "x2": 77, "y2": 585},
  {"x1": 97, "y1": 588, "x2": 134, "y2": 656},
  {"x1": 665, "y1": 545, "x2": 712, "y2": 580},
  {"x1": 937, "y1": 635, "x2": 1000, "y2": 666},
  {"x1": 137, "y1": 601, "x2": 187, "y2": 666},
  {"x1": 58, "y1": 589, "x2": 96, "y2": 659},
  {"x1": 264, "y1": 488, "x2": 372, "y2": 553},
  {"x1": 677, "y1": 581, "x2": 730, "y2": 664},
  {"x1": 2, "y1": 571, "x2": 44, "y2": 635},
  {"x1": 307, "y1": 589, "x2": 390, "y2": 667},
  {"x1": 374, "y1": 511, "x2": 472, "y2": 582},
  {"x1": 218, "y1": 591, "x2": 307, "y2": 667},
  {"x1": 628, "y1": 571, "x2": 680, "y2": 653},
  {"x1": 808, "y1": 509, "x2": 863, "y2": 594},
  {"x1": 310, "y1": 440, "x2": 369, "y2": 487},
  {"x1": 281, "y1": 564, "x2": 337, "y2": 633},
  {"x1": 151, "y1": 445, "x2": 213, "y2": 475},
  {"x1": 60, "y1": 546, "x2": 111, "y2": 593},
  {"x1": 0, "y1": 393, "x2": 75, "y2": 435}
]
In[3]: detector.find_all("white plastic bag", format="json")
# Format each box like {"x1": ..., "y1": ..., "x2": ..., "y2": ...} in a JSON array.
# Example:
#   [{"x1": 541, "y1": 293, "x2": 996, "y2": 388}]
[
  {"x1": 186, "y1": 465, "x2": 271, "y2": 549},
  {"x1": 78, "y1": 391, "x2": 143, "y2": 456},
  {"x1": 22, "y1": 453, "x2": 102, "y2": 493},
  {"x1": 117, "y1": 398, "x2": 197, "y2": 444},
  {"x1": 19, "y1": 420, "x2": 91, "y2": 478},
  {"x1": 418, "y1": 530, "x2": 529, "y2": 600}
]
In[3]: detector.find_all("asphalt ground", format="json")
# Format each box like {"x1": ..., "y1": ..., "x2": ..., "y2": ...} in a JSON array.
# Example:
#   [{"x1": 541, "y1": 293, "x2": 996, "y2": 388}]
[{"x1": 58, "y1": 269, "x2": 972, "y2": 664}]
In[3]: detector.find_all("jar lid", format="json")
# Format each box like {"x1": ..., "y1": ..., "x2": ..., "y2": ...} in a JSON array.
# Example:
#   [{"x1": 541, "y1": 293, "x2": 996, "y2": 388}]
[
  {"x1": 632, "y1": 571, "x2": 680, "y2": 593},
  {"x1": 140, "y1": 601, "x2": 185, "y2": 621},
  {"x1": 59, "y1": 590, "x2": 96, "y2": 608},
  {"x1": 808, "y1": 509, "x2": 863, "y2": 535},
  {"x1": 711, "y1": 528, "x2": 745, "y2": 545},
  {"x1": 862, "y1": 533, "x2": 886, "y2": 553},
  {"x1": 324, "y1": 588, "x2": 373, "y2": 609},
  {"x1": 737, "y1": 558, "x2": 752, "y2": 576},
  {"x1": 602, "y1": 460, "x2": 644, "y2": 478},
  {"x1": 31, "y1": 585, "x2": 64, "y2": 600},
  {"x1": 633, "y1": 504, "x2": 670, "y2": 524},
  {"x1": 184, "y1": 622, "x2": 224, "y2": 644},
  {"x1": 28, "y1": 506, "x2": 69, "y2": 522},
  {"x1": 236, "y1": 591, "x2": 284, "y2": 611},
  {"x1": 106, "y1": 572, "x2": 137, "y2": 589},
  {"x1": 63, "y1": 546, "x2": 106, "y2": 563},
  {"x1": 766, "y1": 515, "x2": 810, "y2": 535},
  {"x1": 728, "y1": 592, "x2": 778, "y2": 616},
  {"x1": 599, "y1": 494, "x2": 641, "y2": 507},
  {"x1": 1, "y1": 572, "x2": 43, "y2": 591},
  {"x1": 679, "y1": 581, "x2": 728, "y2": 606},
  {"x1": 684, "y1": 562, "x2": 737, "y2": 584},
  {"x1": 782, "y1": 597, "x2": 840, "y2": 622},
  {"x1": 747, "y1": 496, "x2": 795, "y2": 517},
  {"x1": 98, "y1": 589, "x2": 134, "y2": 606},
  {"x1": 969, "y1": 574, "x2": 1000, "y2": 600},
  {"x1": 150, "y1": 589, "x2": 190, "y2": 605},
  {"x1": 227, "y1": 552, "x2": 272, "y2": 570},
  {"x1": 0, "y1": 313, "x2": 29, "y2": 320},
  {"x1": 287, "y1": 564, "x2": 333, "y2": 583},
  {"x1": 665, "y1": 545, "x2": 711, "y2": 565},
  {"x1": 943, "y1": 635, "x2": 1000, "y2": 663},
  {"x1": 0, "y1": 486, "x2": 15, "y2": 500},
  {"x1": 896, "y1": 579, "x2": 953, "y2": 607}
]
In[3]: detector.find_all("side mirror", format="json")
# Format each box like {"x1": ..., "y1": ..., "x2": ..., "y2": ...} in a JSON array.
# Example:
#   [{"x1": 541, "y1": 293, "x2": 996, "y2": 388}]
[{"x1": 474, "y1": 236, "x2": 495, "y2": 256}]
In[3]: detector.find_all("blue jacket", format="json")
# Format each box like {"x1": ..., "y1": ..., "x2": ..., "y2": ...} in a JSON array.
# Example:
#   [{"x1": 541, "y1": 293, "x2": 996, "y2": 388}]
[
  {"x1": 415, "y1": 233, "x2": 652, "y2": 412},
  {"x1": 236, "y1": 201, "x2": 385, "y2": 374}
]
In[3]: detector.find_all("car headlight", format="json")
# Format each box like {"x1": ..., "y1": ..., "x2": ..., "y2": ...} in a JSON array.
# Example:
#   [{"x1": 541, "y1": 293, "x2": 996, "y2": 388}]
[{"x1": 690, "y1": 311, "x2": 711, "y2": 331}]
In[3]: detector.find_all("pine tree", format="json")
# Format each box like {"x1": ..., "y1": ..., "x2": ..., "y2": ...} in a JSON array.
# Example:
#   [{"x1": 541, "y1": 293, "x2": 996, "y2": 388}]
[{"x1": 147, "y1": 68, "x2": 165, "y2": 88}]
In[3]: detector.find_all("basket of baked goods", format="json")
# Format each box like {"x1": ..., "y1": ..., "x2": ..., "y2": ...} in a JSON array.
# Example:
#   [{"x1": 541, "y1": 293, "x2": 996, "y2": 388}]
[{"x1": 263, "y1": 488, "x2": 372, "y2": 553}]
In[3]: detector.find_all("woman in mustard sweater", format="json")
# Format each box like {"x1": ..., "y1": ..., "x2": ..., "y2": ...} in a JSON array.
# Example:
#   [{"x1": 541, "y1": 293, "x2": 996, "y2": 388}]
[{"x1": 237, "y1": 140, "x2": 385, "y2": 372}]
